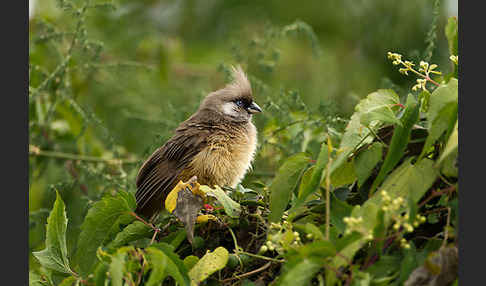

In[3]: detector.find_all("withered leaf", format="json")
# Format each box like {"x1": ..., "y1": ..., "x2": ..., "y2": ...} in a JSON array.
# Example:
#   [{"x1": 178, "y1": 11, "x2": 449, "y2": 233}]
[
  {"x1": 172, "y1": 186, "x2": 204, "y2": 244},
  {"x1": 404, "y1": 246, "x2": 458, "y2": 286}
]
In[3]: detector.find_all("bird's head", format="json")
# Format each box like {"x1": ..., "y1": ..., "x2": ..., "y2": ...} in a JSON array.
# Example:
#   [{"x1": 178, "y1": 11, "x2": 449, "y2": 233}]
[{"x1": 199, "y1": 66, "x2": 262, "y2": 123}]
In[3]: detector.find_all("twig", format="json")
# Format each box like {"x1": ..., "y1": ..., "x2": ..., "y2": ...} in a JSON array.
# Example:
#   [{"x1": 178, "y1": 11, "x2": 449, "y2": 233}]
[
  {"x1": 129, "y1": 212, "x2": 161, "y2": 233},
  {"x1": 423, "y1": 206, "x2": 449, "y2": 215},
  {"x1": 150, "y1": 229, "x2": 159, "y2": 245},
  {"x1": 418, "y1": 185, "x2": 456, "y2": 208},
  {"x1": 442, "y1": 207, "x2": 451, "y2": 248},
  {"x1": 225, "y1": 224, "x2": 284, "y2": 263},
  {"x1": 220, "y1": 262, "x2": 272, "y2": 283}
]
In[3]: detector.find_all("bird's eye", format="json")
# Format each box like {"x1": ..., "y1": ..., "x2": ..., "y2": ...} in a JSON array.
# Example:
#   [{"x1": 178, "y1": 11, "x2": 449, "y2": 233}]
[{"x1": 235, "y1": 100, "x2": 244, "y2": 107}]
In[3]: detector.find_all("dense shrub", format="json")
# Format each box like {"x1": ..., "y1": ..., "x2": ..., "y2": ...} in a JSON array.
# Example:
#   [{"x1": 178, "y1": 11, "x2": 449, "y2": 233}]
[{"x1": 29, "y1": 1, "x2": 458, "y2": 285}]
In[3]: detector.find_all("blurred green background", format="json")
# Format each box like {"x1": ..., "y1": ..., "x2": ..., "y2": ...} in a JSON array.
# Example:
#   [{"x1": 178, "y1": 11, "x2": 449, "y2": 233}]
[{"x1": 29, "y1": 0, "x2": 457, "y2": 268}]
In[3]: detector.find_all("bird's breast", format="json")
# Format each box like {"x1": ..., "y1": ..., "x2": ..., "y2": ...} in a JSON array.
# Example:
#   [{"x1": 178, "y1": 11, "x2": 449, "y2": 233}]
[{"x1": 182, "y1": 123, "x2": 257, "y2": 188}]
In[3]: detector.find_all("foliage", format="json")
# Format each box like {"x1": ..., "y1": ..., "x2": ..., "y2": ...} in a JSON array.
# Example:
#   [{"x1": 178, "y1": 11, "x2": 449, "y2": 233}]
[{"x1": 29, "y1": 0, "x2": 457, "y2": 285}]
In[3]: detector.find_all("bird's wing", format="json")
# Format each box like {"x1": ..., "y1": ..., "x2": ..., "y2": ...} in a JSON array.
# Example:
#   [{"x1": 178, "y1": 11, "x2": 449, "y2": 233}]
[{"x1": 135, "y1": 123, "x2": 210, "y2": 219}]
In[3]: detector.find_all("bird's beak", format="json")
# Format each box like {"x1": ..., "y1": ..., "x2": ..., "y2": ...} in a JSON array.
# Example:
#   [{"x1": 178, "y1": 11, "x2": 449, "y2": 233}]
[{"x1": 247, "y1": 102, "x2": 262, "y2": 114}]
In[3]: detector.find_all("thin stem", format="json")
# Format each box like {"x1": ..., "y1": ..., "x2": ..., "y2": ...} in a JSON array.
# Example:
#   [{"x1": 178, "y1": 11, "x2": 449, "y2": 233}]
[
  {"x1": 442, "y1": 207, "x2": 452, "y2": 248},
  {"x1": 220, "y1": 262, "x2": 272, "y2": 283},
  {"x1": 325, "y1": 138, "x2": 333, "y2": 240},
  {"x1": 408, "y1": 68, "x2": 440, "y2": 87},
  {"x1": 150, "y1": 229, "x2": 159, "y2": 245},
  {"x1": 29, "y1": 145, "x2": 140, "y2": 165},
  {"x1": 225, "y1": 224, "x2": 284, "y2": 263},
  {"x1": 129, "y1": 212, "x2": 161, "y2": 233},
  {"x1": 238, "y1": 251, "x2": 285, "y2": 263},
  {"x1": 418, "y1": 185, "x2": 456, "y2": 208}
]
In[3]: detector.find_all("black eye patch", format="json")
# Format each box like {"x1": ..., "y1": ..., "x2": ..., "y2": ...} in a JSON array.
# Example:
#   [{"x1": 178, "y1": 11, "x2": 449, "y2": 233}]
[{"x1": 234, "y1": 98, "x2": 250, "y2": 108}]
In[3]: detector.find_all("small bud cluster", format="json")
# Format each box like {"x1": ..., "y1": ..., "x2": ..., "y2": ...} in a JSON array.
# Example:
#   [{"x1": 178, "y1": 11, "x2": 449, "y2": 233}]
[
  {"x1": 380, "y1": 191, "x2": 426, "y2": 236},
  {"x1": 412, "y1": 79, "x2": 427, "y2": 92},
  {"x1": 419, "y1": 61, "x2": 441, "y2": 78},
  {"x1": 343, "y1": 216, "x2": 374, "y2": 241},
  {"x1": 387, "y1": 52, "x2": 402, "y2": 65},
  {"x1": 387, "y1": 51, "x2": 442, "y2": 92},
  {"x1": 380, "y1": 191, "x2": 404, "y2": 213},
  {"x1": 450, "y1": 55, "x2": 458, "y2": 65},
  {"x1": 400, "y1": 238, "x2": 411, "y2": 249},
  {"x1": 259, "y1": 219, "x2": 302, "y2": 254}
]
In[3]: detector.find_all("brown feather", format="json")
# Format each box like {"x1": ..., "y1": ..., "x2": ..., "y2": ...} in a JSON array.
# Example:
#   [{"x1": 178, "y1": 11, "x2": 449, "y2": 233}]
[{"x1": 135, "y1": 66, "x2": 259, "y2": 219}]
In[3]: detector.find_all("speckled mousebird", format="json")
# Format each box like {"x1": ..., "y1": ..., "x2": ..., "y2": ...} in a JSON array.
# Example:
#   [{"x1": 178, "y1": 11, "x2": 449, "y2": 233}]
[{"x1": 135, "y1": 66, "x2": 262, "y2": 220}]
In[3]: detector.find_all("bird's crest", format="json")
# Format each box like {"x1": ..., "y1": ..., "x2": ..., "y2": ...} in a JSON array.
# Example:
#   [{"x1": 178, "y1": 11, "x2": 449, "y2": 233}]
[{"x1": 224, "y1": 65, "x2": 252, "y2": 98}]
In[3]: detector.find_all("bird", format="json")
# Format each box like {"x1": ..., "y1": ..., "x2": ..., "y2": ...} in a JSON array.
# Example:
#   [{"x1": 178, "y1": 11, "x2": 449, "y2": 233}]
[{"x1": 135, "y1": 66, "x2": 262, "y2": 220}]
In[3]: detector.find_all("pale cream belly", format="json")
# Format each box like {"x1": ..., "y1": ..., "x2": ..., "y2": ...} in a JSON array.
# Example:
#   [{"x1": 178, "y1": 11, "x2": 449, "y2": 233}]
[{"x1": 180, "y1": 124, "x2": 257, "y2": 188}]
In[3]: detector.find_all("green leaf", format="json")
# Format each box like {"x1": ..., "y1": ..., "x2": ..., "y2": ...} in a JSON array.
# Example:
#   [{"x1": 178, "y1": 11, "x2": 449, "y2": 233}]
[
  {"x1": 109, "y1": 249, "x2": 128, "y2": 286},
  {"x1": 74, "y1": 191, "x2": 135, "y2": 276},
  {"x1": 356, "y1": 89, "x2": 401, "y2": 127},
  {"x1": 370, "y1": 94, "x2": 420, "y2": 195},
  {"x1": 58, "y1": 276, "x2": 77, "y2": 286},
  {"x1": 366, "y1": 255, "x2": 401, "y2": 280},
  {"x1": 419, "y1": 79, "x2": 458, "y2": 160},
  {"x1": 329, "y1": 192, "x2": 353, "y2": 233},
  {"x1": 328, "y1": 89, "x2": 396, "y2": 186},
  {"x1": 159, "y1": 228, "x2": 187, "y2": 249},
  {"x1": 438, "y1": 120, "x2": 458, "y2": 166},
  {"x1": 397, "y1": 245, "x2": 418, "y2": 285},
  {"x1": 200, "y1": 185, "x2": 241, "y2": 218},
  {"x1": 428, "y1": 79, "x2": 458, "y2": 129},
  {"x1": 329, "y1": 159, "x2": 356, "y2": 187},
  {"x1": 93, "y1": 263, "x2": 109, "y2": 286},
  {"x1": 330, "y1": 158, "x2": 437, "y2": 277},
  {"x1": 280, "y1": 241, "x2": 336, "y2": 285},
  {"x1": 183, "y1": 255, "x2": 200, "y2": 270},
  {"x1": 33, "y1": 191, "x2": 73, "y2": 274},
  {"x1": 373, "y1": 210, "x2": 386, "y2": 250},
  {"x1": 304, "y1": 223, "x2": 325, "y2": 241},
  {"x1": 445, "y1": 17, "x2": 458, "y2": 56},
  {"x1": 297, "y1": 165, "x2": 315, "y2": 198},
  {"x1": 269, "y1": 153, "x2": 310, "y2": 222},
  {"x1": 277, "y1": 258, "x2": 321, "y2": 286},
  {"x1": 150, "y1": 242, "x2": 191, "y2": 286},
  {"x1": 375, "y1": 158, "x2": 437, "y2": 205},
  {"x1": 297, "y1": 142, "x2": 328, "y2": 202},
  {"x1": 295, "y1": 240, "x2": 337, "y2": 258},
  {"x1": 188, "y1": 247, "x2": 229, "y2": 285},
  {"x1": 354, "y1": 142, "x2": 383, "y2": 187},
  {"x1": 333, "y1": 231, "x2": 363, "y2": 252},
  {"x1": 106, "y1": 221, "x2": 153, "y2": 252},
  {"x1": 29, "y1": 271, "x2": 44, "y2": 286},
  {"x1": 146, "y1": 248, "x2": 168, "y2": 286}
]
